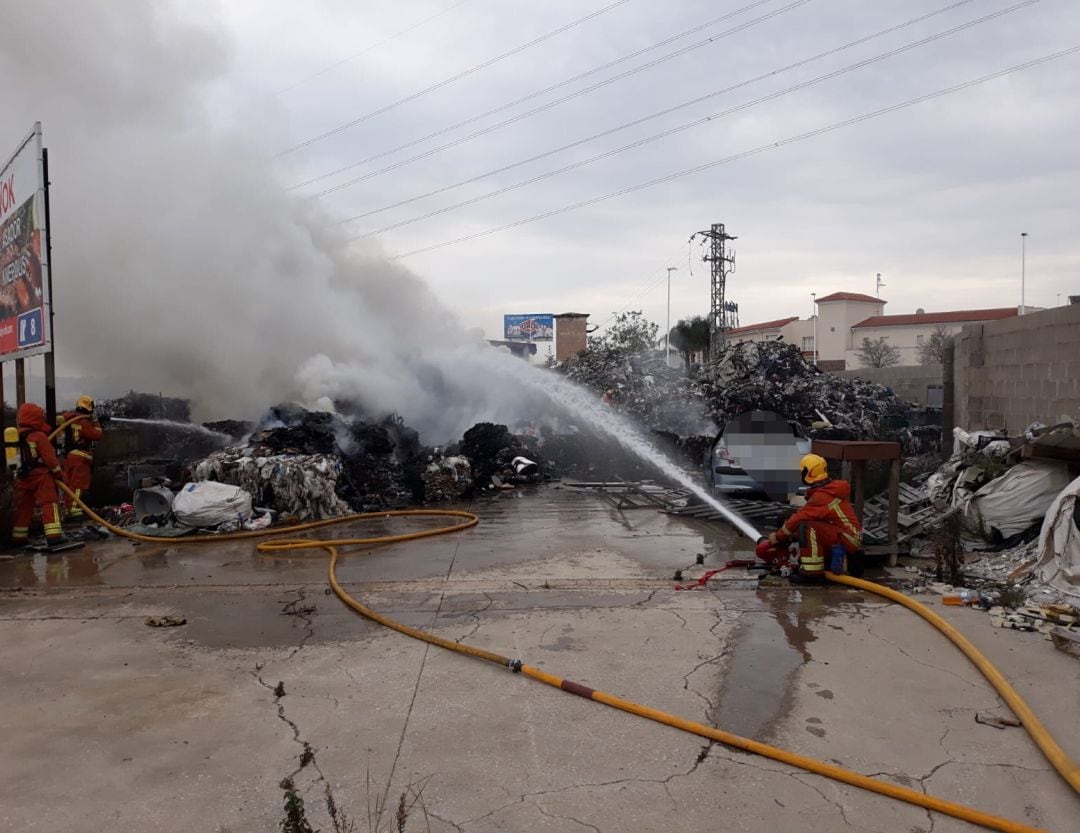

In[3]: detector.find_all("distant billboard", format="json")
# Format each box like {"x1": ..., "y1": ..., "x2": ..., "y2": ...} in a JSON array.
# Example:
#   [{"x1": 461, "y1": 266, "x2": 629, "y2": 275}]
[
  {"x1": 504, "y1": 313, "x2": 554, "y2": 342},
  {"x1": 0, "y1": 124, "x2": 49, "y2": 360}
]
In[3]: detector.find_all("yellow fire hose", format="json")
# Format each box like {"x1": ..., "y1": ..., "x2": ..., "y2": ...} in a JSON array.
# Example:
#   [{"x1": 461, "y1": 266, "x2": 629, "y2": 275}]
[{"x1": 52, "y1": 481, "x2": 1078, "y2": 833}]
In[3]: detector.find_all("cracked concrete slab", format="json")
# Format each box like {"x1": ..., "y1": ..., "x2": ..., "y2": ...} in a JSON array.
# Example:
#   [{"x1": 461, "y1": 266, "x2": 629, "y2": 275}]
[{"x1": 2, "y1": 488, "x2": 1078, "y2": 832}]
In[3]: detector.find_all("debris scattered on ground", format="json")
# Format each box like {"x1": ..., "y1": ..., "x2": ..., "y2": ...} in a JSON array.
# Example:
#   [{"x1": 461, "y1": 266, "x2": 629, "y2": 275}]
[
  {"x1": 975, "y1": 713, "x2": 1022, "y2": 730},
  {"x1": 423, "y1": 454, "x2": 472, "y2": 502},
  {"x1": 1049, "y1": 627, "x2": 1080, "y2": 659},
  {"x1": 144, "y1": 615, "x2": 186, "y2": 627}
]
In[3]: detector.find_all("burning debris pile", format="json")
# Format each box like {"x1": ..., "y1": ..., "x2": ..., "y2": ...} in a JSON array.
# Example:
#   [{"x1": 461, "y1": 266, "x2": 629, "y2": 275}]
[
  {"x1": 193, "y1": 406, "x2": 425, "y2": 518},
  {"x1": 188, "y1": 409, "x2": 557, "y2": 519}
]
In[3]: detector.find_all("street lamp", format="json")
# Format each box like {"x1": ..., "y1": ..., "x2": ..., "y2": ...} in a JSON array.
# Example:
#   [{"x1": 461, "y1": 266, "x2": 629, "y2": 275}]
[
  {"x1": 1020, "y1": 232, "x2": 1028, "y2": 315},
  {"x1": 811, "y1": 292, "x2": 818, "y2": 366},
  {"x1": 665, "y1": 266, "x2": 678, "y2": 367}
]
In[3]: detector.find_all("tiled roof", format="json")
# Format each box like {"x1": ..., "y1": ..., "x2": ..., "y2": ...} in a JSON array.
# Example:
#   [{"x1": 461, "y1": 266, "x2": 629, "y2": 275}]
[
  {"x1": 816, "y1": 292, "x2": 884, "y2": 304},
  {"x1": 725, "y1": 316, "x2": 798, "y2": 336},
  {"x1": 852, "y1": 308, "x2": 1018, "y2": 328}
]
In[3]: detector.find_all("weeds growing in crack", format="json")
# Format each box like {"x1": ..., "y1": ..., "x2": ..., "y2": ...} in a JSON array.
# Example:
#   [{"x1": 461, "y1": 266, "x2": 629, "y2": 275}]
[
  {"x1": 365, "y1": 764, "x2": 434, "y2": 833},
  {"x1": 280, "y1": 778, "x2": 316, "y2": 833},
  {"x1": 326, "y1": 783, "x2": 357, "y2": 833}
]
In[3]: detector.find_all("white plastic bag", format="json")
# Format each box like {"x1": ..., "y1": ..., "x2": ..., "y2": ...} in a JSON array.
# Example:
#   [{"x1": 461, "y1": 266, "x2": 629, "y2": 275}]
[
  {"x1": 173, "y1": 481, "x2": 253, "y2": 528},
  {"x1": 963, "y1": 461, "x2": 1072, "y2": 539}
]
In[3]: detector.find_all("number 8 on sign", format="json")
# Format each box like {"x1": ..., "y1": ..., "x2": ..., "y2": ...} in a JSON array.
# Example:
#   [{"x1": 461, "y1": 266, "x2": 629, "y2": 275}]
[{"x1": 16, "y1": 308, "x2": 44, "y2": 349}]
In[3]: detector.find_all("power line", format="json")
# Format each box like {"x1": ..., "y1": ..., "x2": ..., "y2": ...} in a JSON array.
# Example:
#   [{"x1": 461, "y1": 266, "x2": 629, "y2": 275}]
[
  {"x1": 289, "y1": 0, "x2": 781, "y2": 191},
  {"x1": 381, "y1": 44, "x2": 1080, "y2": 261},
  {"x1": 336, "y1": 0, "x2": 995, "y2": 235},
  {"x1": 296, "y1": 0, "x2": 813, "y2": 196},
  {"x1": 276, "y1": 0, "x2": 478, "y2": 96},
  {"x1": 274, "y1": 0, "x2": 633, "y2": 158}
]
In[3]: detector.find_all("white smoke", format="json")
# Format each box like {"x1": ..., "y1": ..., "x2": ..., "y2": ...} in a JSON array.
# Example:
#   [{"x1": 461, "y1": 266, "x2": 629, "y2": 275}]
[{"x1": 0, "y1": 0, "x2": 548, "y2": 442}]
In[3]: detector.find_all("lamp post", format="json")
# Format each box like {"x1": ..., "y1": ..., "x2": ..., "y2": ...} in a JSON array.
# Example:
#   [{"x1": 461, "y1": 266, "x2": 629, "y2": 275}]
[
  {"x1": 811, "y1": 292, "x2": 818, "y2": 366},
  {"x1": 665, "y1": 266, "x2": 678, "y2": 367},
  {"x1": 1020, "y1": 232, "x2": 1028, "y2": 315}
]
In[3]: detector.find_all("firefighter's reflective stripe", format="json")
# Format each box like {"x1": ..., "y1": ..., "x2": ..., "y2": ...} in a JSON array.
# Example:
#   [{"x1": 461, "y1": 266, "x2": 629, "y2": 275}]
[
  {"x1": 12, "y1": 526, "x2": 29, "y2": 541},
  {"x1": 828, "y1": 497, "x2": 862, "y2": 549},
  {"x1": 42, "y1": 504, "x2": 63, "y2": 539},
  {"x1": 70, "y1": 449, "x2": 94, "y2": 462},
  {"x1": 69, "y1": 488, "x2": 85, "y2": 517},
  {"x1": 800, "y1": 527, "x2": 826, "y2": 574}
]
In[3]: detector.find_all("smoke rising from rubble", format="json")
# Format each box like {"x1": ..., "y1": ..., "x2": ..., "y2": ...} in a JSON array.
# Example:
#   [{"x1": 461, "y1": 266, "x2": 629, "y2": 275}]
[{"x1": 0, "y1": 1, "x2": 550, "y2": 441}]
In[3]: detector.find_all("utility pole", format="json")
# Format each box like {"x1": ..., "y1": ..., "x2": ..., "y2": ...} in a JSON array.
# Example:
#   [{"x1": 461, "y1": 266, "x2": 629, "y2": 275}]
[
  {"x1": 875, "y1": 272, "x2": 885, "y2": 297},
  {"x1": 1020, "y1": 232, "x2": 1028, "y2": 315},
  {"x1": 665, "y1": 266, "x2": 677, "y2": 367},
  {"x1": 811, "y1": 292, "x2": 817, "y2": 366},
  {"x1": 695, "y1": 222, "x2": 737, "y2": 361}
]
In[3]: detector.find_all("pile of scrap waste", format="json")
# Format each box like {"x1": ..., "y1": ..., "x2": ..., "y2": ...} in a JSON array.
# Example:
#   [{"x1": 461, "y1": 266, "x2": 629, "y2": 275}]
[
  {"x1": 901, "y1": 421, "x2": 1080, "y2": 647},
  {"x1": 96, "y1": 407, "x2": 559, "y2": 534},
  {"x1": 559, "y1": 340, "x2": 937, "y2": 456}
]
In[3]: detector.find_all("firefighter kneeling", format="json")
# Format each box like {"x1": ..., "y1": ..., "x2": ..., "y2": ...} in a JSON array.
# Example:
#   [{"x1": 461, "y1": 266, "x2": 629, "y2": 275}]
[
  {"x1": 58, "y1": 395, "x2": 104, "y2": 521},
  {"x1": 756, "y1": 453, "x2": 863, "y2": 583},
  {"x1": 6, "y1": 403, "x2": 70, "y2": 550}
]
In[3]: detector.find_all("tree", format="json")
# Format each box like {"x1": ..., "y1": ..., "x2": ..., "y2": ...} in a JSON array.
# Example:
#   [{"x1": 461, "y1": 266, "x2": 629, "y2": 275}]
[
  {"x1": 857, "y1": 336, "x2": 901, "y2": 368},
  {"x1": 668, "y1": 316, "x2": 711, "y2": 368},
  {"x1": 590, "y1": 310, "x2": 660, "y2": 354},
  {"x1": 917, "y1": 324, "x2": 952, "y2": 365}
]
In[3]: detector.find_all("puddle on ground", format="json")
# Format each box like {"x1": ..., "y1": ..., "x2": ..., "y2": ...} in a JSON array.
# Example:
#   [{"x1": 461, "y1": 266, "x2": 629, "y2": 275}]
[{"x1": 712, "y1": 589, "x2": 833, "y2": 742}]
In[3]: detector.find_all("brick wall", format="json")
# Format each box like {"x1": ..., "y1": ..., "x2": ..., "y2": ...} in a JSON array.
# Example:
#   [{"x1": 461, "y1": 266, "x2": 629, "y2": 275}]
[
  {"x1": 952, "y1": 304, "x2": 1080, "y2": 432},
  {"x1": 555, "y1": 315, "x2": 588, "y2": 361},
  {"x1": 833, "y1": 365, "x2": 944, "y2": 405}
]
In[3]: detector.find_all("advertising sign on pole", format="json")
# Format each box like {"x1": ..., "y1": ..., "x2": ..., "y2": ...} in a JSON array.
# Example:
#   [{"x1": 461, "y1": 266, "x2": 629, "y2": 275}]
[
  {"x1": 0, "y1": 123, "x2": 50, "y2": 360},
  {"x1": 503, "y1": 314, "x2": 554, "y2": 342}
]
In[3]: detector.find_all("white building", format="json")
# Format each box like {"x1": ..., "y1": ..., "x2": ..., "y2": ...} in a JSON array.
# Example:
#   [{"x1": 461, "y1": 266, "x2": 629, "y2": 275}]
[
  {"x1": 723, "y1": 291, "x2": 1019, "y2": 370},
  {"x1": 844, "y1": 307, "x2": 1019, "y2": 369}
]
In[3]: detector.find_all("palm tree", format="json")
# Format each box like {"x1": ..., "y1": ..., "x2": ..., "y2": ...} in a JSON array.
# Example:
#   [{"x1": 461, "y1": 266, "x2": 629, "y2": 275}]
[{"x1": 669, "y1": 316, "x2": 711, "y2": 370}]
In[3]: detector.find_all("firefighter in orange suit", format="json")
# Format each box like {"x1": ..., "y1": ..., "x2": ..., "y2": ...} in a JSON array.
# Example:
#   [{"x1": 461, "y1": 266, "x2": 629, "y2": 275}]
[
  {"x1": 59, "y1": 395, "x2": 104, "y2": 520},
  {"x1": 12, "y1": 403, "x2": 67, "y2": 549},
  {"x1": 757, "y1": 454, "x2": 862, "y2": 582}
]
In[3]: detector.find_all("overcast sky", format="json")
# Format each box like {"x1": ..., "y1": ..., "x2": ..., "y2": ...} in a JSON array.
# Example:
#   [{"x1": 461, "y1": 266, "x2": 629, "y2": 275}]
[{"x1": 214, "y1": 0, "x2": 1079, "y2": 337}]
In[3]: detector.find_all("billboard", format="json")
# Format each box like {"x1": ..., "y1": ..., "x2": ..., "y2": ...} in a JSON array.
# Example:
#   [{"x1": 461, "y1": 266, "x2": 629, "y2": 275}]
[
  {"x1": 0, "y1": 123, "x2": 49, "y2": 360},
  {"x1": 504, "y1": 314, "x2": 554, "y2": 342}
]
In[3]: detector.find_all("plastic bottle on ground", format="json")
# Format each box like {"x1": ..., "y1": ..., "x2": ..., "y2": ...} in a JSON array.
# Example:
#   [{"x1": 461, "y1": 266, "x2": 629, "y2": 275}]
[{"x1": 942, "y1": 589, "x2": 976, "y2": 606}]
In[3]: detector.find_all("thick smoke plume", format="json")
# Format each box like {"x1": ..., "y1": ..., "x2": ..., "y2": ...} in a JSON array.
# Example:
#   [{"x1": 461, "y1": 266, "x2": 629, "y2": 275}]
[{"x1": 0, "y1": 1, "x2": 546, "y2": 441}]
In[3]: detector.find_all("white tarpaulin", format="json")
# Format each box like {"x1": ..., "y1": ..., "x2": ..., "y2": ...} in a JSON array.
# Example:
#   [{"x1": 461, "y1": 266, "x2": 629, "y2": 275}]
[
  {"x1": 962, "y1": 460, "x2": 1073, "y2": 539},
  {"x1": 1034, "y1": 475, "x2": 1080, "y2": 601},
  {"x1": 173, "y1": 481, "x2": 253, "y2": 528}
]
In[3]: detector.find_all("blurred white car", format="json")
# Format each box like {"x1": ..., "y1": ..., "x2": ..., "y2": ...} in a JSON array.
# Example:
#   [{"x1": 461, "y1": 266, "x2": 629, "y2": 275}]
[{"x1": 707, "y1": 410, "x2": 811, "y2": 501}]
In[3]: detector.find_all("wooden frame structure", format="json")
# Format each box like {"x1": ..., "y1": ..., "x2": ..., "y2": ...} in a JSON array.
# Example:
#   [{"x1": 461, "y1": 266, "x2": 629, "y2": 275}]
[{"x1": 811, "y1": 440, "x2": 902, "y2": 566}]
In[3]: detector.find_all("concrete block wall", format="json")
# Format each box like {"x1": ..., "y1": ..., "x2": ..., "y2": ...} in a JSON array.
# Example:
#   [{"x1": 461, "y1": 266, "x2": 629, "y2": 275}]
[
  {"x1": 952, "y1": 303, "x2": 1080, "y2": 432},
  {"x1": 833, "y1": 365, "x2": 943, "y2": 405}
]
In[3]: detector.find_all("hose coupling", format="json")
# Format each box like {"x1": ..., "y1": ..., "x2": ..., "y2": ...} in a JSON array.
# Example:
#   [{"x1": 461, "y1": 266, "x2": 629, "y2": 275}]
[{"x1": 507, "y1": 659, "x2": 523, "y2": 673}]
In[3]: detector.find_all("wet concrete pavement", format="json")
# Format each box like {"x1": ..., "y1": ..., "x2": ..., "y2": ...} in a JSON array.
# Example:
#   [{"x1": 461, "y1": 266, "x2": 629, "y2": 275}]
[{"x1": 2, "y1": 486, "x2": 1078, "y2": 832}]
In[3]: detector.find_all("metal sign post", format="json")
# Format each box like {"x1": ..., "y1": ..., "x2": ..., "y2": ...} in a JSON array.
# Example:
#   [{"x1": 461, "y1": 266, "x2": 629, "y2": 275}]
[{"x1": 42, "y1": 147, "x2": 56, "y2": 424}]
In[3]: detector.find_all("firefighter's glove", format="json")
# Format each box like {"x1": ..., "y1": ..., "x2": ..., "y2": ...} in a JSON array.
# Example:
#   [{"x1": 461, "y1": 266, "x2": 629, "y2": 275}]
[{"x1": 755, "y1": 538, "x2": 772, "y2": 559}]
